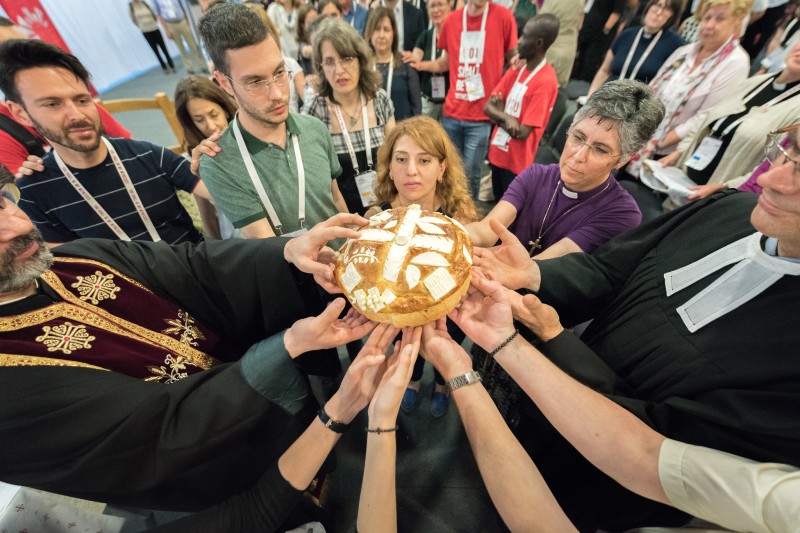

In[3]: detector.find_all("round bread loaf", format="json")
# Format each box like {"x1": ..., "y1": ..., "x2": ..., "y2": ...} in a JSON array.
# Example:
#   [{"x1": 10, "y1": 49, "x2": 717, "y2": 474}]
[{"x1": 335, "y1": 204, "x2": 473, "y2": 327}]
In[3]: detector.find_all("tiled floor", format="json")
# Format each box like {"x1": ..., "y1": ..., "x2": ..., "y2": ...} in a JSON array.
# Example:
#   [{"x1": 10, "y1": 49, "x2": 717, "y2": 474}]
[{"x1": 104, "y1": 65, "x2": 506, "y2": 532}]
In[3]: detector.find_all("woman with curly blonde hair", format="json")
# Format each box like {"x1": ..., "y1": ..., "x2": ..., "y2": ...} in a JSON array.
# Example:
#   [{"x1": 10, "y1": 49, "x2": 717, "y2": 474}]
[{"x1": 368, "y1": 115, "x2": 477, "y2": 417}]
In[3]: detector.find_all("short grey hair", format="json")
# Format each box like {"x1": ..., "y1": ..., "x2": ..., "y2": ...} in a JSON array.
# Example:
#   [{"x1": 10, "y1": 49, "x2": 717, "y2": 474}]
[
  {"x1": 572, "y1": 79, "x2": 665, "y2": 159},
  {"x1": 198, "y1": 3, "x2": 272, "y2": 76}
]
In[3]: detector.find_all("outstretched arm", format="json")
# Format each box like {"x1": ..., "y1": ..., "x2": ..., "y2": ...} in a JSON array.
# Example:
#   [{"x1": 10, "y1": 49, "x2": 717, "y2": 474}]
[
  {"x1": 420, "y1": 319, "x2": 576, "y2": 532},
  {"x1": 358, "y1": 328, "x2": 421, "y2": 533},
  {"x1": 455, "y1": 277, "x2": 668, "y2": 505}
]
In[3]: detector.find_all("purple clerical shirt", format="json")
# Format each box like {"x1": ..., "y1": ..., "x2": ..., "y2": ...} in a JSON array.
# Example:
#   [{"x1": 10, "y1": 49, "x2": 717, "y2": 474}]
[{"x1": 501, "y1": 163, "x2": 642, "y2": 253}]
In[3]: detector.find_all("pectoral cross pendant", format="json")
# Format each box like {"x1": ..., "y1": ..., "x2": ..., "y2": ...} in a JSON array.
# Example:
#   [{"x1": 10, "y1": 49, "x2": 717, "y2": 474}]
[{"x1": 528, "y1": 238, "x2": 542, "y2": 256}]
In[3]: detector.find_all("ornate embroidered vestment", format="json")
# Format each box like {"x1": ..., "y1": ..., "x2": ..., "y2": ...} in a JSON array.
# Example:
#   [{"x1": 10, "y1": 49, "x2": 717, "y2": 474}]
[{"x1": 0, "y1": 258, "x2": 229, "y2": 383}]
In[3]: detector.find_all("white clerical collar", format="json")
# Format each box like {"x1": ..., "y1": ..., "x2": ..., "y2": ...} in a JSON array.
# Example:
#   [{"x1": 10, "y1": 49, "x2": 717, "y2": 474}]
[
  {"x1": 764, "y1": 236, "x2": 800, "y2": 263},
  {"x1": 561, "y1": 187, "x2": 578, "y2": 199},
  {"x1": 664, "y1": 232, "x2": 800, "y2": 333}
]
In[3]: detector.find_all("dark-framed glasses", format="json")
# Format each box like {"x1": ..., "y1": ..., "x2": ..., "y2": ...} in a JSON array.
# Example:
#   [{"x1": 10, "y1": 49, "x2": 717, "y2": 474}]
[
  {"x1": 320, "y1": 56, "x2": 357, "y2": 71},
  {"x1": 0, "y1": 182, "x2": 20, "y2": 210},
  {"x1": 765, "y1": 124, "x2": 800, "y2": 177},
  {"x1": 221, "y1": 68, "x2": 294, "y2": 94}
]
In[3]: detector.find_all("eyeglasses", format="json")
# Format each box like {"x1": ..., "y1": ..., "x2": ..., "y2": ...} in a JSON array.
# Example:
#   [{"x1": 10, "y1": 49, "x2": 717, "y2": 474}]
[
  {"x1": 650, "y1": 2, "x2": 673, "y2": 14},
  {"x1": 765, "y1": 124, "x2": 800, "y2": 177},
  {"x1": 0, "y1": 182, "x2": 20, "y2": 210},
  {"x1": 565, "y1": 130, "x2": 620, "y2": 160},
  {"x1": 428, "y1": 2, "x2": 449, "y2": 9},
  {"x1": 221, "y1": 68, "x2": 293, "y2": 94},
  {"x1": 320, "y1": 56, "x2": 358, "y2": 71}
]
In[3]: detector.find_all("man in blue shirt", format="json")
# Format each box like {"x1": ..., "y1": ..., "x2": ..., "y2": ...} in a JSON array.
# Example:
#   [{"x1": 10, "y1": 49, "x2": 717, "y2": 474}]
[{"x1": 341, "y1": 0, "x2": 369, "y2": 35}]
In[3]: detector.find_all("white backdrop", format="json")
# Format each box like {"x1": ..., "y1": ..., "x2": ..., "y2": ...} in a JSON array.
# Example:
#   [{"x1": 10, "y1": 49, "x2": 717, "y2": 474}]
[{"x1": 37, "y1": 0, "x2": 185, "y2": 93}]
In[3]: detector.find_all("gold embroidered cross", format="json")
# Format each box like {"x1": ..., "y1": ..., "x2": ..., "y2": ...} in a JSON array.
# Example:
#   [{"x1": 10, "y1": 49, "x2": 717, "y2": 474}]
[
  {"x1": 36, "y1": 322, "x2": 95, "y2": 354},
  {"x1": 71, "y1": 271, "x2": 120, "y2": 305}
]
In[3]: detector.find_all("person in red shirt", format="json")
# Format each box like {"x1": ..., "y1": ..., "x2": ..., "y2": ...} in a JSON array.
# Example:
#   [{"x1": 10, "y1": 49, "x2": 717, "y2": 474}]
[
  {"x1": 407, "y1": 0, "x2": 517, "y2": 200},
  {"x1": 484, "y1": 14, "x2": 559, "y2": 200}
]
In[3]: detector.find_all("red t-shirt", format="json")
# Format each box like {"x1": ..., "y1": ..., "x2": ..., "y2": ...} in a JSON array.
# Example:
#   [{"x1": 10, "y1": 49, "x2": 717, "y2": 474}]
[
  {"x1": 438, "y1": 4, "x2": 517, "y2": 122},
  {"x1": 0, "y1": 103, "x2": 131, "y2": 174},
  {"x1": 488, "y1": 63, "x2": 558, "y2": 175}
]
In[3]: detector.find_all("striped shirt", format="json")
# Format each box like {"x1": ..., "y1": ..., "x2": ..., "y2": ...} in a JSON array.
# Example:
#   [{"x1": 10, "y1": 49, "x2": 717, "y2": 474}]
[{"x1": 18, "y1": 137, "x2": 201, "y2": 244}]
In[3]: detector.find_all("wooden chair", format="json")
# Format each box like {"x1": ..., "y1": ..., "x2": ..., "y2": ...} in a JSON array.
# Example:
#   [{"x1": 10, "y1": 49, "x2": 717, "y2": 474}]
[{"x1": 96, "y1": 92, "x2": 184, "y2": 154}]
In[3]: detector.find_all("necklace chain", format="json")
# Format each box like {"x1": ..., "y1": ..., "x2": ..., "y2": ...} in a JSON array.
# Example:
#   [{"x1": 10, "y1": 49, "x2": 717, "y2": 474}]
[
  {"x1": 343, "y1": 95, "x2": 361, "y2": 127},
  {"x1": 528, "y1": 179, "x2": 612, "y2": 255}
]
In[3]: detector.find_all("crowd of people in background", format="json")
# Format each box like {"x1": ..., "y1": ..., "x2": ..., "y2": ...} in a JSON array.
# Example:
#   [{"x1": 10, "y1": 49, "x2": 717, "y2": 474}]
[{"x1": 1, "y1": 0, "x2": 800, "y2": 530}]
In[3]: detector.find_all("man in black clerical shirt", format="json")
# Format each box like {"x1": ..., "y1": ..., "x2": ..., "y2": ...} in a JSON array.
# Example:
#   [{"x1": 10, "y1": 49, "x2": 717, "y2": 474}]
[{"x1": 472, "y1": 124, "x2": 800, "y2": 530}]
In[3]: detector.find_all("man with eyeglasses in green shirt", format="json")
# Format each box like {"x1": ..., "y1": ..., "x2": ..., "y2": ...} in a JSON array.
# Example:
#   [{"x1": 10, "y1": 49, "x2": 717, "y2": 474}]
[{"x1": 198, "y1": 4, "x2": 349, "y2": 242}]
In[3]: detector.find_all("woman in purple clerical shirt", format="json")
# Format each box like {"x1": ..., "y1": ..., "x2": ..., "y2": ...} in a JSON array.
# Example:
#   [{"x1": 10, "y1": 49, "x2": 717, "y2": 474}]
[{"x1": 466, "y1": 79, "x2": 665, "y2": 260}]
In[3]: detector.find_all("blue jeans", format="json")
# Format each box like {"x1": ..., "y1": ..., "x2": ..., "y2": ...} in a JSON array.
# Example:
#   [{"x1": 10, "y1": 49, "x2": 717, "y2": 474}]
[{"x1": 442, "y1": 115, "x2": 492, "y2": 200}]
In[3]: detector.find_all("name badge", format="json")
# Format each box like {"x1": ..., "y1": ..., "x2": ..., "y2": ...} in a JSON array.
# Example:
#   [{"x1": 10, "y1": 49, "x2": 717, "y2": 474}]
[
  {"x1": 465, "y1": 73, "x2": 485, "y2": 102},
  {"x1": 431, "y1": 75, "x2": 446, "y2": 99},
  {"x1": 459, "y1": 31, "x2": 485, "y2": 64},
  {"x1": 491, "y1": 127, "x2": 512, "y2": 151},
  {"x1": 686, "y1": 136, "x2": 723, "y2": 171},
  {"x1": 355, "y1": 170, "x2": 377, "y2": 207},
  {"x1": 505, "y1": 82, "x2": 528, "y2": 118}
]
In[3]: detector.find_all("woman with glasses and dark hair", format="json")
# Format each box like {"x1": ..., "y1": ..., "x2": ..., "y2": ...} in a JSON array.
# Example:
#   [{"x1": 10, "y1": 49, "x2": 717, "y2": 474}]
[
  {"x1": 366, "y1": 8, "x2": 421, "y2": 122},
  {"x1": 587, "y1": 0, "x2": 685, "y2": 96},
  {"x1": 302, "y1": 18, "x2": 396, "y2": 215}
]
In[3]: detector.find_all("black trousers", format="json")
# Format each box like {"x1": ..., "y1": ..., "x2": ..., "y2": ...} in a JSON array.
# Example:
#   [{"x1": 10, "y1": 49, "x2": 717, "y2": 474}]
[
  {"x1": 741, "y1": 4, "x2": 787, "y2": 58},
  {"x1": 490, "y1": 163, "x2": 518, "y2": 203},
  {"x1": 142, "y1": 29, "x2": 174, "y2": 70},
  {"x1": 575, "y1": 32, "x2": 615, "y2": 81}
]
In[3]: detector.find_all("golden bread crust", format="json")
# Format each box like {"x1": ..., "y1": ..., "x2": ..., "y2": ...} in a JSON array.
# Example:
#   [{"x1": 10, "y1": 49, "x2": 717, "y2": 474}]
[{"x1": 335, "y1": 205, "x2": 473, "y2": 327}]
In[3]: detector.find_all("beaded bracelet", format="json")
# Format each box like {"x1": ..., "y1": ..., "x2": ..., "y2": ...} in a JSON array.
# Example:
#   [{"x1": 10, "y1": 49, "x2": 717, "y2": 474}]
[
  {"x1": 488, "y1": 329, "x2": 519, "y2": 358},
  {"x1": 366, "y1": 425, "x2": 399, "y2": 434}
]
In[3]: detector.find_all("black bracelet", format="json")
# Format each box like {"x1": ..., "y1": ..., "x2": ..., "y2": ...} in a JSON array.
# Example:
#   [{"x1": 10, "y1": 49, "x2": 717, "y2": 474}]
[
  {"x1": 317, "y1": 405, "x2": 350, "y2": 433},
  {"x1": 366, "y1": 425, "x2": 399, "y2": 434},
  {"x1": 488, "y1": 329, "x2": 519, "y2": 358}
]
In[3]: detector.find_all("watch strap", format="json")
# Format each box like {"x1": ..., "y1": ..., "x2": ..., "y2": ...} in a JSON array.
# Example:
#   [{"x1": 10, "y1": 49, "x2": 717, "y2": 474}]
[
  {"x1": 445, "y1": 370, "x2": 482, "y2": 393},
  {"x1": 317, "y1": 405, "x2": 350, "y2": 433}
]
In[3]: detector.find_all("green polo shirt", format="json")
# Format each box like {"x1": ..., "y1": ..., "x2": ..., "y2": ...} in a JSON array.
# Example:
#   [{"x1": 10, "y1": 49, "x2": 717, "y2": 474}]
[{"x1": 199, "y1": 113, "x2": 342, "y2": 232}]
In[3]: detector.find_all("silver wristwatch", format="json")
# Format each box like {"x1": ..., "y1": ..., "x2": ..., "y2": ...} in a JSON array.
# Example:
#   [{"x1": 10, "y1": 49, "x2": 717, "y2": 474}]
[{"x1": 445, "y1": 370, "x2": 482, "y2": 393}]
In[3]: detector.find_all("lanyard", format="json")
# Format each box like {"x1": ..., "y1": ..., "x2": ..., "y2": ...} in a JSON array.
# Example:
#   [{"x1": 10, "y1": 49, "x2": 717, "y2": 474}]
[
  {"x1": 380, "y1": 60, "x2": 395, "y2": 97},
  {"x1": 619, "y1": 28, "x2": 662, "y2": 80},
  {"x1": 53, "y1": 137, "x2": 161, "y2": 242},
  {"x1": 514, "y1": 58, "x2": 546, "y2": 87},
  {"x1": 782, "y1": 18, "x2": 798, "y2": 47},
  {"x1": 431, "y1": 26, "x2": 440, "y2": 60},
  {"x1": 461, "y1": 5, "x2": 489, "y2": 64},
  {"x1": 232, "y1": 117, "x2": 305, "y2": 235},
  {"x1": 332, "y1": 93, "x2": 372, "y2": 174},
  {"x1": 711, "y1": 75, "x2": 800, "y2": 137}
]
